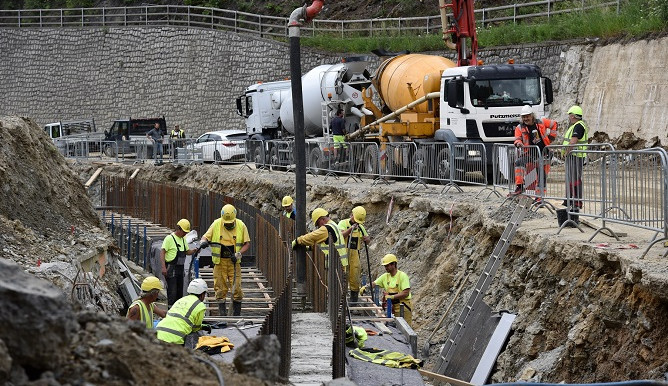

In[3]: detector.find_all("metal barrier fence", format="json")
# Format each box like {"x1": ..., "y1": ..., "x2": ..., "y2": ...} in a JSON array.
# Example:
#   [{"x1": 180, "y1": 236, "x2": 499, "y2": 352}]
[{"x1": 0, "y1": 1, "x2": 623, "y2": 37}]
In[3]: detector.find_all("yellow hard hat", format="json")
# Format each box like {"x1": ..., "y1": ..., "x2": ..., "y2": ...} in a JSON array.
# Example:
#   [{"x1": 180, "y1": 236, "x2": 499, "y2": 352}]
[
  {"x1": 381, "y1": 254, "x2": 398, "y2": 266},
  {"x1": 176, "y1": 218, "x2": 191, "y2": 233},
  {"x1": 352, "y1": 206, "x2": 366, "y2": 224},
  {"x1": 221, "y1": 204, "x2": 237, "y2": 224},
  {"x1": 282, "y1": 196, "x2": 293, "y2": 207},
  {"x1": 141, "y1": 276, "x2": 163, "y2": 292},
  {"x1": 311, "y1": 208, "x2": 329, "y2": 226},
  {"x1": 568, "y1": 105, "x2": 583, "y2": 116}
]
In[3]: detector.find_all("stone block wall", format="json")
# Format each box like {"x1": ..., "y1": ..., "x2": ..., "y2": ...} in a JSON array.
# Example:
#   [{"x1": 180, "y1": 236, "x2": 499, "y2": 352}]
[{"x1": 0, "y1": 27, "x2": 665, "y2": 143}]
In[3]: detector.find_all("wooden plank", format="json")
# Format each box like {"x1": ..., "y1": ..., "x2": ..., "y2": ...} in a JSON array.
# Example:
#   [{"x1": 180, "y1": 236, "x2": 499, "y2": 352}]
[
  {"x1": 374, "y1": 321, "x2": 392, "y2": 334},
  {"x1": 84, "y1": 168, "x2": 103, "y2": 188},
  {"x1": 417, "y1": 369, "x2": 473, "y2": 386},
  {"x1": 580, "y1": 218, "x2": 628, "y2": 237},
  {"x1": 247, "y1": 270, "x2": 274, "y2": 308}
]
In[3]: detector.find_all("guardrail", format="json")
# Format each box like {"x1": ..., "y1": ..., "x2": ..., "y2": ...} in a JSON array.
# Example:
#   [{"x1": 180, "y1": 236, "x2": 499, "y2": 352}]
[{"x1": 0, "y1": 0, "x2": 622, "y2": 37}]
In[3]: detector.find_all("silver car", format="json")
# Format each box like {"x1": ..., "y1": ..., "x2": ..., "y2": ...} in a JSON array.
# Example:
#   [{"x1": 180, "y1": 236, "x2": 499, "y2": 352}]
[{"x1": 193, "y1": 130, "x2": 247, "y2": 163}]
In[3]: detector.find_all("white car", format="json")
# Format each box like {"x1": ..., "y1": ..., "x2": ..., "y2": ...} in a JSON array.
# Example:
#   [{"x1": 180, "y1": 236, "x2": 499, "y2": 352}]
[{"x1": 193, "y1": 130, "x2": 247, "y2": 163}]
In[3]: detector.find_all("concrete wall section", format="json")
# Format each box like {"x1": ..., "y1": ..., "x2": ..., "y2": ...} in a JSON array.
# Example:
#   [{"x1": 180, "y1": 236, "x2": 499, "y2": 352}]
[
  {"x1": 581, "y1": 37, "x2": 667, "y2": 141},
  {"x1": 0, "y1": 27, "x2": 338, "y2": 134}
]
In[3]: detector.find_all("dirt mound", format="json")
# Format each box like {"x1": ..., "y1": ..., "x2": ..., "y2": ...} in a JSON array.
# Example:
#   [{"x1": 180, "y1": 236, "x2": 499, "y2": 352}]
[{"x1": 0, "y1": 117, "x2": 266, "y2": 386}]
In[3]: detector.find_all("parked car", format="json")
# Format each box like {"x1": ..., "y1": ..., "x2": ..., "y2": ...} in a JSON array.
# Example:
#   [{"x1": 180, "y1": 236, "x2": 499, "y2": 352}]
[{"x1": 193, "y1": 130, "x2": 247, "y2": 163}]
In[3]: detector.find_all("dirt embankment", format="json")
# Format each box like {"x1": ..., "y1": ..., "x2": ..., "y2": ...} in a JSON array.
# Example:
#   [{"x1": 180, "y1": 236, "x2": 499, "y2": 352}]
[
  {"x1": 0, "y1": 117, "x2": 266, "y2": 386},
  {"x1": 75, "y1": 160, "x2": 668, "y2": 383}
]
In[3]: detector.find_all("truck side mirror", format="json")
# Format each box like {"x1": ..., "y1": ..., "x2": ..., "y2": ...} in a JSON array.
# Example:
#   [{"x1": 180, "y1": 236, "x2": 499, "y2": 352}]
[
  {"x1": 447, "y1": 79, "x2": 466, "y2": 112},
  {"x1": 543, "y1": 77, "x2": 554, "y2": 105},
  {"x1": 236, "y1": 97, "x2": 243, "y2": 117}
]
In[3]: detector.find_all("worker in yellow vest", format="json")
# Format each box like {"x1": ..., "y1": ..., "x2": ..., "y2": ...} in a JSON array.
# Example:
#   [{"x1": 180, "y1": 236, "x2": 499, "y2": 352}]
[
  {"x1": 160, "y1": 219, "x2": 200, "y2": 307},
  {"x1": 338, "y1": 206, "x2": 371, "y2": 303},
  {"x1": 363, "y1": 254, "x2": 413, "y2": 326},
  {"x1": 156, "y1": 278, "x2": 210, "y2": 345},
  {"x1": 126, "y1": 276, "x2": 166, "y2": 329},
  {"x1": 562, "y1": 105, "x2": 589, "y2": 210},
  {"x1": 201, "y1": 204, "x2": 250, "y2": 316},
  {"x1": 281, "y1": 196, "x2": 296, "y2": 219},
  {"x1": 291, "y1": 208, "x2": 348, "y2": 269}
]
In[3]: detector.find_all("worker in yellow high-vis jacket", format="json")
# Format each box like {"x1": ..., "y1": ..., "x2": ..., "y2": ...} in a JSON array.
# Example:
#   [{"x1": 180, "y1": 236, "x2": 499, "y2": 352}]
[
  {"x1": 338, "y1": 206, "x2": 371, "y2": 303},
  {"x1": 201, "y1": 204, "x2": 250, "y2": 316}
]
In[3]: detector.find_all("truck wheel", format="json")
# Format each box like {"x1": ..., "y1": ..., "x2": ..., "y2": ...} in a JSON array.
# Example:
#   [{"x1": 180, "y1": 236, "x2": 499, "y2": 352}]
[
  {"x1": 436, "y1": 148, "x2": 452, "y2": 184},
  {"x1": 253, "y1": 146, "x2": 265, "y2": 166},
  {"x1": 103, "y1": 144, "x2": 116, "y2": 158},
  {"x1": 412, "y1": 148, "x2": 429, "y2": 179},
  {"x1": 309, "y1": 147, "x2": 324, "y2": 175},
  {"x1": 363, "y1": 146, "x2": 379, "y2": 175},
  {"x1": 270, "y1": 147, "x2": 286, "y2": 171}
]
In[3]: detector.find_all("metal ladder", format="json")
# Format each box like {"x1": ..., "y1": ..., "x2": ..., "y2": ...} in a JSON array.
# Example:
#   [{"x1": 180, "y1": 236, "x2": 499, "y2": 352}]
[
  {"x1": 435, "y1": 196, "x2": 533, "y2": 376},
  {"x1": 321, "y1": 102, "x2": 331, "y2": 138}
]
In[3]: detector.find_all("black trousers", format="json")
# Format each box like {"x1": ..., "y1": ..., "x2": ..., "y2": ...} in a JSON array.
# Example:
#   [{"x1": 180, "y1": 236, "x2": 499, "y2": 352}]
[{"x1": 166, "y1": 264, "x2": 184, "y2": 307}]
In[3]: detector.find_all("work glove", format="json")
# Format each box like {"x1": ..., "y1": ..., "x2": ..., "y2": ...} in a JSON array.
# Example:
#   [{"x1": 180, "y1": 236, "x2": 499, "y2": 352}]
[
  {"x1": 200, "y1": 240, "x2": 209, "y2": 249},
  {"x1": 201, "y1": 324, "x2": 212, "y2": 333},
  {"x1": 232, "y1": 252, "x2": 242, "y2": 264},
  {"x1": 291, "y1": 240, "x2": 298, "y2": 250},
  {"x1": 514, "y1": 142, "x2": 522, "y2": 148},
  {"x1": 359, "y1": 285, "x2": 368, "y2": 295}
]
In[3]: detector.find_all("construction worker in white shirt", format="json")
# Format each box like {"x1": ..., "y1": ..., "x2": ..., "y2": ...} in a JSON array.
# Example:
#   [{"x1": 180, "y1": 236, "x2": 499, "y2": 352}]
[
  {"x1": 338, "y1": 206, "x2": 370, "y2": 303},
  {"x1": 201, "y1": 204, "x2": 250, "y2": 316},
  {"x1": 291, "y1": 208, "x2": 348, "y2": 270}
]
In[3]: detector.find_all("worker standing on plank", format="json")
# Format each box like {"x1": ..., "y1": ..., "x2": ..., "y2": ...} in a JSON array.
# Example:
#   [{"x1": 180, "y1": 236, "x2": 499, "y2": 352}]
[
  {"x1": 201, "y1": 204, "x2": 250, "y2": 316},
  {"x1": 156, "y1": 278, "x2": 211, "y2": 345},
  {"x1": 160, "y1": 219, "x2": 200, "y2": 307},
  {"x1": 292, "y1": 208, "x2": 348, "y2": 270},
  {"x1": 363, "y1": 254, "x2": 413, "y2": 326},
  {"x1": 338, "y1": 206, "x2": 371, "y2": 303},
  {"x1": 126, "y1": 276, "x2": 167, "y2": 329}
]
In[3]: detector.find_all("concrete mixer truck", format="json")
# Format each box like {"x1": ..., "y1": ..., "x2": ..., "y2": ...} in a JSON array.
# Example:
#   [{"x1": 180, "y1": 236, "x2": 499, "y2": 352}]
[{"x1": 235, "y1": 56, "x2": 373, "y2": 169}]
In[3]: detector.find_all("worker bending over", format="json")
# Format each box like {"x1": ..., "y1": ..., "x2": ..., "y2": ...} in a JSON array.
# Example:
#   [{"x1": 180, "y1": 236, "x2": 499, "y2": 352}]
[
  {"x1": 292, "y1": 208, "x2": 348, "y2": 270},
  {"x1": 363, "y1": 254, "x2": 412, "y2": 326},
  {"x1": 201, "y1": 204, "x2": 250, "y2": 316},
  {"x1": 338, "y1": 206, "x2": 371, "y2": 303},
  {"x1": 126, "y1": 276, "x2": 166, "y2": 329},
  {"x1": 156, "y1": 278, "x2": 211, "y2": 345}
]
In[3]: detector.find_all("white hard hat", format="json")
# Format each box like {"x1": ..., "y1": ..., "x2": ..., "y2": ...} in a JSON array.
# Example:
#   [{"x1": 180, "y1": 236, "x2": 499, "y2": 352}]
[
  {"x1": 520, "y1": 105, "x2": 533, "y2": 116},
  {"x1": 187, "y1": 278, "x2": 208, "y2": 295}
]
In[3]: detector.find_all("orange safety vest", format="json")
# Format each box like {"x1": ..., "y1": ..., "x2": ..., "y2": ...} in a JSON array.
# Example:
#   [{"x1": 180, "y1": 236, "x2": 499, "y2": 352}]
[{"x1": 513, "y1": 118, "x2": 557, "y2": 149}]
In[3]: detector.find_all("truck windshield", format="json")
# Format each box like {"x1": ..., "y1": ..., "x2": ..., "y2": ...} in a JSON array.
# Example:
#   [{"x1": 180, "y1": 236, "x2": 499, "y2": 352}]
[{"x1": 470, "y1": 78, "x2": 541, "y2": 107}]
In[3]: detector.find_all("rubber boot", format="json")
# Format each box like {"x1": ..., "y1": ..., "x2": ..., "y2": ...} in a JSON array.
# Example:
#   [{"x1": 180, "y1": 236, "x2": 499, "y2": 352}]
[
  {"x1": 232, "y1": 300, "x2": 242, "y2": 316},
  {"x1": 218, "y1": 301, "x2": 227, "y2": 316},
  {"x1": 350, "y1": 290, "x2": 359, "y2": 304}
]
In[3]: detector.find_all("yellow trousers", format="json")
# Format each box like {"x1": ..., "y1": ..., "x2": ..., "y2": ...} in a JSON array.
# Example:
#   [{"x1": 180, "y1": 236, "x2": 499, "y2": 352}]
[
  {"x1": 213, "y1": 259, "x2": 243, "y2": 301},
  {"x1": 348, "y1": 250, "x2": 361, "y2": 292}
]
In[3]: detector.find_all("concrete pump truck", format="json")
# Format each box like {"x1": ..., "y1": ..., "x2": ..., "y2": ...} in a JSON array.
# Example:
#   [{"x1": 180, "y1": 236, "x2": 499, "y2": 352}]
[{"x1": 236, "y1": 0, "x2": 553, "y2": 182}]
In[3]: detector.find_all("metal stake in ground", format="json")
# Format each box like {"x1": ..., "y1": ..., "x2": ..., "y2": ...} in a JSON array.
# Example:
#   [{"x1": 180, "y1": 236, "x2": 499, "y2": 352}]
[{"x1": 363, "y1": 236, "x2": 376, "y2": 305}]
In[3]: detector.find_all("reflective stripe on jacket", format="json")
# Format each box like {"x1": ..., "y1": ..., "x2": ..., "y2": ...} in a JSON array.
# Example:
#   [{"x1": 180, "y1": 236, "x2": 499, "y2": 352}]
[
  {"x1": 127, "y1": 299, "x2": 155, "y2": 329},
  {"x1": 514, "y1": 118, "x2": 557, "y2": 148},
  {"x1": 209, "y1": 218, "x2": 246, "y2": 265},
  {"x1": 349, "y1": 347, "x2": 423, "y2": 369},
  {"x1": 562, "y1": 120, "x2": 589, "y2": 157},
  {"x1": 322, "y1": 221, "x2": 349, "y2": 267},
  {"x1": 156, "y1": 294, "x2": 205, "y2": 345}
]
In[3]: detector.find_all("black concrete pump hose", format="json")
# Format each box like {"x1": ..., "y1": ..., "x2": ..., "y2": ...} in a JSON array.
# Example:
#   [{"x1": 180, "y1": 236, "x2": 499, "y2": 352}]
[{"x1": 195, "y1": 356, "x2": 225, "y2": 386}]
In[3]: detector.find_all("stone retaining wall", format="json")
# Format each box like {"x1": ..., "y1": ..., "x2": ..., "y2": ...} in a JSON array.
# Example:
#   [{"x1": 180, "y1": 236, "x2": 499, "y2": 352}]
[{"x1": 0, "y1": 27, "x2": 665, "y2": 142}]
